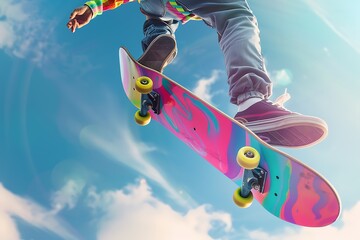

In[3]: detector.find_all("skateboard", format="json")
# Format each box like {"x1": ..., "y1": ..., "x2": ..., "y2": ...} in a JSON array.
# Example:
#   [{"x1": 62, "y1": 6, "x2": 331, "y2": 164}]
[{"x1": 119, "y1": 47, "x2": 341, "y2": 227}]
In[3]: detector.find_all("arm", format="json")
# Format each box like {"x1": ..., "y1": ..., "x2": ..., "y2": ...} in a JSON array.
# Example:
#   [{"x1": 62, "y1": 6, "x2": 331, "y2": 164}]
[
  {"x1": 86, "y1": 0, "x2": 136, "y2": 19},
  {"x1": 67, "y1": 0, "x2": 136, "y2": 33}
]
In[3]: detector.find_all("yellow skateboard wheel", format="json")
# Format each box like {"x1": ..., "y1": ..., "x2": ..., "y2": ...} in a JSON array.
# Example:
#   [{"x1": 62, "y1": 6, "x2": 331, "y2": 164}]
[
  {"x1": 237, "y1": 146, "x2": 260, "y2": 169},
  {"x1": 233, "y1": 187, "x2": 253, "y2": 208},
  {"x1": 135, "y1": 76, "x2": 153, "y2": 94},
  {"x1": 134, "y1": 110, "x2": 151, "y2": 126}
]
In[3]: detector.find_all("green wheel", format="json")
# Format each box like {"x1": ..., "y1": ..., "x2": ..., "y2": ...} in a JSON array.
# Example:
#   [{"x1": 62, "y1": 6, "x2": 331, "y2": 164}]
[
  {"x1": 237, "y1": 146, "x2": 260, "y2": 170},
  {"x1": 233, "y1": 187, "x2": 253, "y2": 208},
  {"x1": 134, "y1": 110, "x2": 151, "y2": 126},
  {"x1": 135, "y1": 76, "x2": 153, "y2": 94}
]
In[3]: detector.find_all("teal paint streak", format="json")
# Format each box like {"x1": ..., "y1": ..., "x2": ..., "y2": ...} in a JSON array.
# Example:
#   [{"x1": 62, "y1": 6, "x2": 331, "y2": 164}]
[
  {"x1": 184, "y1": 94, "x2": 219, "y2": 133},
  {"x1": 262, "y1": 149, "x2": 292, "y2": 217},
  {"x1": 160, "y1": 80, "x2": 179, "y2": 131}
]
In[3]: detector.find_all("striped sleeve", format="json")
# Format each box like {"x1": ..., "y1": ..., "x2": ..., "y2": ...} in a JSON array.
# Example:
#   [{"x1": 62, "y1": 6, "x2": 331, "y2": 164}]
[{"x1": 85, "y1": 0, "x2": 136, "y2": 19}]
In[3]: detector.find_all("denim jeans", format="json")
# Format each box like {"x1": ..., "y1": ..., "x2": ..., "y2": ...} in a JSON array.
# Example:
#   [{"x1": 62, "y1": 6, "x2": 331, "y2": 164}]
[
  {"x1": 140, "y1": 0, "x2": 272, "y2": 105},
  {"x1": 141, "y1": 18, "x2": 179, "y2": 51}
]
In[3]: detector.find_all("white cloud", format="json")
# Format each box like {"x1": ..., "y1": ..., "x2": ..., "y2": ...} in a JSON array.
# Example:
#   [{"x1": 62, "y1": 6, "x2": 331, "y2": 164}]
[
  {"x1": 0, "y1": 21, "x2": 14, "y2": 48},
  {"x1": 88, "y1": 179, "x2": 232, "y2": 240},
  {"x1": 0, "y1": 183, "x2": 78, "y2": 240},
  {"x1": 192, "y1": 70, "x2": 224, "y2": 104},
  {"x1": 0, "y1": 210, "x2": 20, "y2": 240},
  {"x1": 79, "y1": 122, "x2": 196, "y2": 208},
  {"x1": 51, "y1": 179, "x2": 86, "y2": 214},
  {"x1": 270, "y1": 69, "x2": 292, "y2": 87},
  {"x1": 243, "y1": 201, "x2": 360, "y2": 240},
  {"x1": 0, "y1": 0, "x2": 56, "y2": 64}
]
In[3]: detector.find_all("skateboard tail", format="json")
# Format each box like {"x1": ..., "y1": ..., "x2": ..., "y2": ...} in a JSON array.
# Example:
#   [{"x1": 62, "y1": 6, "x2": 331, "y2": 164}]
[
  {"x1": 120, "y1": 49, "x2": 142, "y2": 108},
  {"x1": 232, "y1": 128, "x2": 341, "y2": 227},
  {"x1": 253, "y1": 149, "x2": 341, "y2": 227}
]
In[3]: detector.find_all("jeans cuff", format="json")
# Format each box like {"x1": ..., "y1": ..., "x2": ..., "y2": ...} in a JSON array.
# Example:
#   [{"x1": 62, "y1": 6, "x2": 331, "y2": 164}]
[{"x1": 237, "y1": 91, "x2": 265, "y2": 105}]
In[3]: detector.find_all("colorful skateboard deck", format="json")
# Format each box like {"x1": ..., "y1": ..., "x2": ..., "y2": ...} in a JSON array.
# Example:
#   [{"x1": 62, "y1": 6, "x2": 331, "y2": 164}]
[{"x1": 119, "y1": 47, "x2": 341, "y2": 227}]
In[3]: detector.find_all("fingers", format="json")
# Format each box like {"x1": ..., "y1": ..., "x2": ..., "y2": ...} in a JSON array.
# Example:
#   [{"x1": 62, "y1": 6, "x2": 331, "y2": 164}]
[
  {"x1": 67, "y1": 6, "x2": 91, "y2": 33},
  {"x1": 66, "y1": 20, "x2": 72, "y2": 31},
  {"x1": 67, "y1": 19, "x2": 79, "y2": 33},
  {"x1": 72, "y1": 20, "x2": 79, "y2": 33},
  {"x1": 67, "y1": 20, "x2": 73, "y2": 32}
]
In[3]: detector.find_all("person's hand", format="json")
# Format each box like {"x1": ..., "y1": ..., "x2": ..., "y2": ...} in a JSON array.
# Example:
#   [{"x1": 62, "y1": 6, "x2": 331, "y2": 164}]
[{"x1": 67, "y1": 5, "x2": 93, "y2": 33}]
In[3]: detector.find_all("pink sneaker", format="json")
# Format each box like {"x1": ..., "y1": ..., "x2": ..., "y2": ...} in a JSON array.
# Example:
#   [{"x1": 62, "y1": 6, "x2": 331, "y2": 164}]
[{"x1": 234, "y1": 99, "x2": 328, "y2": 148}]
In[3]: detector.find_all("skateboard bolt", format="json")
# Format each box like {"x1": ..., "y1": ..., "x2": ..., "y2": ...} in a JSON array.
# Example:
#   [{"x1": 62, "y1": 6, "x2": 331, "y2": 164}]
[
  {"x1": 245, "y1": 151, "x2": 255, "y2": 158},
  {"x1": 141, "y1": 79, "x2": 149, "y2": 85},
  {"x1": 252, "y1": 183, "x2": 260, "y2": 191}
]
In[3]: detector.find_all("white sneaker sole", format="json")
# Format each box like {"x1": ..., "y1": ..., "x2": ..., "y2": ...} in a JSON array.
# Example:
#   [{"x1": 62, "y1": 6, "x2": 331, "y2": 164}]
[{"x1": 237, "y1": 114, "x2": 328, "y2": 148}]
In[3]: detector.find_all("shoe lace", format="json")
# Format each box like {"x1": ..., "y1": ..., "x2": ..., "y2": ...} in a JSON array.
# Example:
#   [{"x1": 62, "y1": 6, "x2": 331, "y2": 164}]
[{"x1": 274, "y1": 88, "x2": 291, "y2": 108}]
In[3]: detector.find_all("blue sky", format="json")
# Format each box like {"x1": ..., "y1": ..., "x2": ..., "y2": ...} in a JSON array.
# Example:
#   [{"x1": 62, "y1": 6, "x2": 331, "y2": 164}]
[{"x1": 1, "y1": 0, "x2": 360, "y2": 239}]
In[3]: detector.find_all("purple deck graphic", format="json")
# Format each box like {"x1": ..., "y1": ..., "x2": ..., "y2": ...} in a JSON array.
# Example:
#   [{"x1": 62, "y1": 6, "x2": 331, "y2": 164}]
[{"x1": 119, "y1": 47, "x2": 341, "y2": 227}]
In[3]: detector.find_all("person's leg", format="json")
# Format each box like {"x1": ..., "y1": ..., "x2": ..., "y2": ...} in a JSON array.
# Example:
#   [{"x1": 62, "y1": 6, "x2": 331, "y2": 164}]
[
  {"x1": 138, "y1": 18, "x2": 179, "y2": 72},
  {"x1": 176, "y1": 0, "x2": 328, "y2": 147},
  {"x1": 177, "y1": 0, "x2": 271, "y2": 104},
  {"x1": 141, "y1": 18, "x2": 178, "y2": 51}
]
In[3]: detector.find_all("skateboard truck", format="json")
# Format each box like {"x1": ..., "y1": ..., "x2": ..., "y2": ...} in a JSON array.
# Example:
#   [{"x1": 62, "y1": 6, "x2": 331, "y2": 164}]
[
  {"x1": 140, "y1": 91, "x2": 161, "y2": 116},
  {"x1": 240, "y1": 167, "x2": 267, "y2": 197},
  {"x1": 134, "y1": 76, "x2": 160, "y2": 126},
  {"x1": 233, "y1": 146, "x2": 267, "y2": 208}
]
